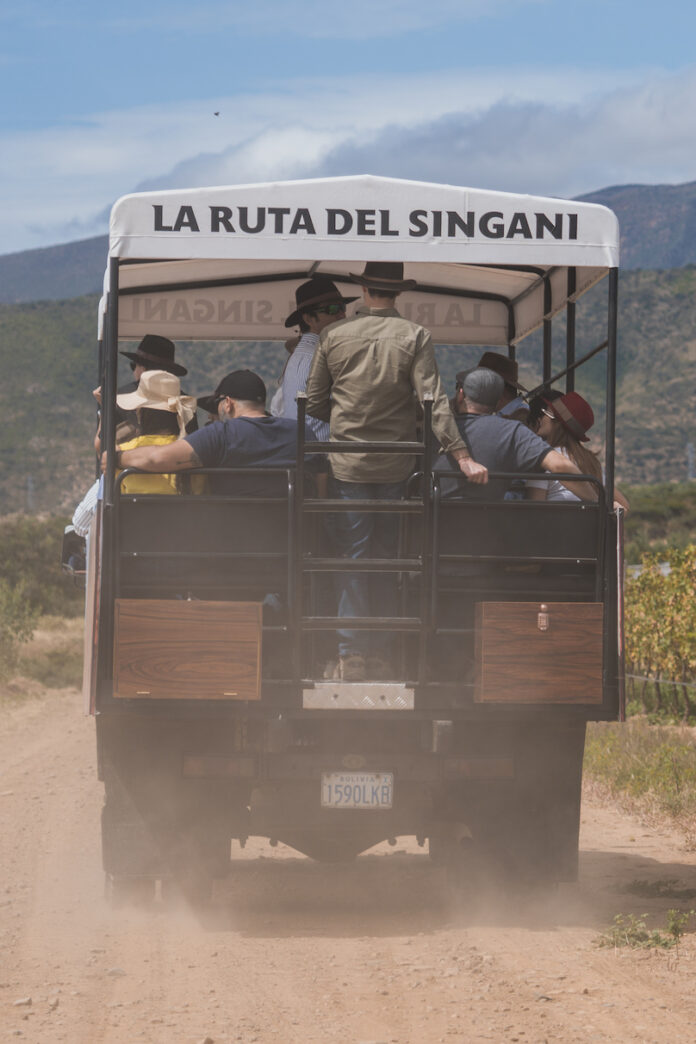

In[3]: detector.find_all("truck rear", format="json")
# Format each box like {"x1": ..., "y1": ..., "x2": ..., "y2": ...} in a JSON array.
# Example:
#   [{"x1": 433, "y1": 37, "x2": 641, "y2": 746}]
[{"x1": 87, "y1": 175, "x2": 623, "y2": 902}]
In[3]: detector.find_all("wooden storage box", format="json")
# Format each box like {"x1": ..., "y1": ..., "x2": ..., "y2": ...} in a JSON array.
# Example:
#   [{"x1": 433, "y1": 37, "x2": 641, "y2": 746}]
[
  {"x1": 475, "y1": 601, "x2": 603, "y2": 704},
  {"x1": 113, "y1": 599, "x2": 262, "y2": 701}
]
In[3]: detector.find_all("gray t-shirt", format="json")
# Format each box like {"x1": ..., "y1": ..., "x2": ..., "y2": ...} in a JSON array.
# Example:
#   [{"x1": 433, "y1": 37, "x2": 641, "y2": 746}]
[{"x1": 434, "y1": 413, "x2": 550, "y2": 499}]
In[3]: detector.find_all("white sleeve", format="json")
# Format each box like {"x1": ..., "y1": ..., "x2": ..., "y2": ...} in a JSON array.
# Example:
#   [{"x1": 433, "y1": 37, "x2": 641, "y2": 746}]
[
  {"x1": 269, "y1": 385, "x2": 284, "y2": 417},
  {"x1": 72, "y1": 479, "x2": 100, "y2": 537}
]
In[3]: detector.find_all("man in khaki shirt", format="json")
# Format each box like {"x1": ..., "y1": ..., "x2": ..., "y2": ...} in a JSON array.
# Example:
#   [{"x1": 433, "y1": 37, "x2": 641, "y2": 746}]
[{"x1": 306, "y1": 261, "x2": 487, "y2": 681}]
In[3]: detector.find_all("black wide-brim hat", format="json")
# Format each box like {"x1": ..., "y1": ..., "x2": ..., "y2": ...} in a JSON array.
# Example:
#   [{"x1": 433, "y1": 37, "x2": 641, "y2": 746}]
[
  {"x1": 120, "y1": 334, "x2": 187, "y2": 377},
  {"x1": 476, "y1": 351, "x2": 528, "y2": 393},
  {"x1": 284, "y1": 276, "x2": 358, "y2": 328},
  {"x1": 349, "y1": 261, "x2": 416, "y2": 292}
]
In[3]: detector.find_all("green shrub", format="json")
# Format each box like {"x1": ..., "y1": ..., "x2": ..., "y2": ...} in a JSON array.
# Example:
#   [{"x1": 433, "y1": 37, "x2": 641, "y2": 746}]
[
  {"x1": 0, "y1": 579, "x2": 38, "y2": 679},
  {"x1": 0, "y1": 515, "x2": 84, "y2": 617}
]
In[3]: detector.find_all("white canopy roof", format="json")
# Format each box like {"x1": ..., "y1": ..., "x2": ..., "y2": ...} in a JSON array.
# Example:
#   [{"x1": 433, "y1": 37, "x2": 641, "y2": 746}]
[{"x1": 105, "y1": 175, "x2": 619, "y2": 346}]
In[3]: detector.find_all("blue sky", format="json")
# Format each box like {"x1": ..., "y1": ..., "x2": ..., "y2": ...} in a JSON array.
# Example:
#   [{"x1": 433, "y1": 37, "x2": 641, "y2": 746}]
[{"x1": 2, "y1": 0, "x2": 696, "y2": 254}]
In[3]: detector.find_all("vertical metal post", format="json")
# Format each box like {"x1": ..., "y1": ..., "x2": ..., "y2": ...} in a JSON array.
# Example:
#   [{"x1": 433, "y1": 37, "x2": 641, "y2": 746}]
[
  {"x1": 543, "y1": 276, "x2": 552, "y2": 383},
  {"x1": 417, "y1": 396, "x2": 434, "y2": 687},
  {"x1": 95, "y1": 337, "x2": 104, "y2": 480},
  {"x1": 566, "y1": 267, "x2": 576, "y2": 393},
  {"x1": 616, "y1": 508, "x2": 626, "y2": 722},
  {"x1": 293, "y1": 393, "x2": 308, "y2": 684},
  {"x1": 98, "y1": 257, "x2": 119, "y2": 698},
  {"x1": 103, "y1": 258, "x2": 120, "y2": 508},
  {"x1": 604, "y1": 268, "x2": 619, "y2": 508}
]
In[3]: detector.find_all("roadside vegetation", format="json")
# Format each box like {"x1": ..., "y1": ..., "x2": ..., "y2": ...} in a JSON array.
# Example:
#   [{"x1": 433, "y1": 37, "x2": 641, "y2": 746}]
[
  {"x1": 0, "y1": 515, "x2": 83, "y2": 688},
  {"x1": 624, "y1": 545, "x2": 695, "y2": 722},
  {"x1": 623, "y1": 482, "x2": 696, "y2": 564},
  {"x1": 585, "y1": 719, "x2": 696, "y2": 822},
  {"x1": 584, "y1": 542, "x2": 696, "y2": 837},
  {"x1": 595, "y1": 909, "x2": 694, "y2": 951}
]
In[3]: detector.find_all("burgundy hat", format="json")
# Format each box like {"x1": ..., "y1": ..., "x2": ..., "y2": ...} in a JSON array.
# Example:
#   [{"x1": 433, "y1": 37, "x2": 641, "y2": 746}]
[
  {"x1": 349, "y1": 261, "x2": 416, "y2": 292},
  {"x1": 477, "y1": 351, "x2": 527, "y2": 392},
  {"x1": 119, "y1": 334, "x2": 187, "y2": 377},
  {"x1": 284, "y1": 277, "x2": 358, "y2": 328},
  {"x1": 544, "y1": 391, "x2": 594, "y2": 442}
]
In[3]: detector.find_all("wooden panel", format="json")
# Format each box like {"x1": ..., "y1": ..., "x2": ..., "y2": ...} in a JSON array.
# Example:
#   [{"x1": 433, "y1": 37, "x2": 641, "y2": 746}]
[
  {"x1": 113, "y1": 599, "x2": 262, "y2": 701},
  {"x1": 475, "y1": 601, "x2": 603, "y2": 704}
]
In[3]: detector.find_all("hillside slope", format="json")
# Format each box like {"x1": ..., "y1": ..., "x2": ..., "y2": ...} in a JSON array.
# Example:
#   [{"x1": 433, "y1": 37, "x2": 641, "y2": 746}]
[
  {"x1": 0, "y1": 236, "x2": 108, "y2": 304},
  {"x1": 578, "y1": 182, "x2": 696, "y2": 270}
]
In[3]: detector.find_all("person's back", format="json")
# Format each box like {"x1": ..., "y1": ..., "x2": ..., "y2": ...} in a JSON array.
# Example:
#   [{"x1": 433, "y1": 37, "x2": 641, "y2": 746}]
[
  {"x1": 118, "y1": 433, "x2": 180, "y2": 494},
  {"x1": 185, "y1": 414, "x2": 319, "y2": 496},
  {"x1": 436, "y1": 412, "x2": 549, "y2": 499}
]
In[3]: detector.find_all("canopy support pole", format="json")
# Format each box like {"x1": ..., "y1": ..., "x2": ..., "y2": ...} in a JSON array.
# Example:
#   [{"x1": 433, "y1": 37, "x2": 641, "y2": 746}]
[
  {"x1": 566, "y1": 268, "x2": 576, "y2": 393},
  {"x1": 103, "y1": 257, "x2": 119, "y2": 508},
  {"x1": 604, "y1": 267, "x2": 619, "y2": 508},
  {"x1": 543, "y1": 277, "x2": 552, "y2": 382}
]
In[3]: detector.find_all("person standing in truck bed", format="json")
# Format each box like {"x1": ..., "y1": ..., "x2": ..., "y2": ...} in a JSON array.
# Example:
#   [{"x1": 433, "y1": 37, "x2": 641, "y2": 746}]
[{"x1": 305, "y1": 261, "x2": 488, "y2": 682}]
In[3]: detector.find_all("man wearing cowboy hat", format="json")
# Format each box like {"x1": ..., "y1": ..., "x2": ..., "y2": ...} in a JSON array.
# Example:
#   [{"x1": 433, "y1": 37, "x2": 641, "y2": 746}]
[
  {"x1": 476, "y1": 350, "x2": 530, "y2": 421},
  {"x1": 305, "y1": 261, "x2": 488, "y2": 682},
  {"x1": 281, "y1": 276, "x2": 358, "y2": 441}
]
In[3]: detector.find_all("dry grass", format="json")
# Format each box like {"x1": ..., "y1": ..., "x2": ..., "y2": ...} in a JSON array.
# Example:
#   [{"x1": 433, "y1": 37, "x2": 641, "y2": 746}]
[
  {"x1": 7, "y1": 614, "x2": 84, "y2": 695},
  {"x1": 585, "y1": 719, "x2": 696, "y2": 846}
]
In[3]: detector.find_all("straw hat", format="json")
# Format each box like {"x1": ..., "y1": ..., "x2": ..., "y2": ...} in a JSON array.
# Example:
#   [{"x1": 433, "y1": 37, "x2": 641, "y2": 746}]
[{"x1": 116, "y1": 370, "x2": 196, "y2": 436}]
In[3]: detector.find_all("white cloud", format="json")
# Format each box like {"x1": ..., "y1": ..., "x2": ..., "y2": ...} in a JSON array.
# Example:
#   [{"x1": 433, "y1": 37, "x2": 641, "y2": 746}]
[
  {"x1": 307, "y1": 73, "x2": 696, "y2": 198},
  {"x1": 2, "y1": 63, "x2": 695, "y2": 255}
]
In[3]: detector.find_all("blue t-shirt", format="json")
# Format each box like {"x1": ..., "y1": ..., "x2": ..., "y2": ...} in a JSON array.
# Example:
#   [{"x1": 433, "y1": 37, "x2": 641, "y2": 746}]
[
  {"x1": 434, "y1": 413, "x2": 550, "y2": 499},
  {"x1": 185, "y1": 415, "x2": 322, "y2": 496}
]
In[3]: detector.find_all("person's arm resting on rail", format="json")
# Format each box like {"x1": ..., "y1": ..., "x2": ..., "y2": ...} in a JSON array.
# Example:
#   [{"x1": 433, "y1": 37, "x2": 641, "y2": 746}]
[
  {"x1": 410, "y1": 331, "x2": 488, "y2": 484},
  {"x1": 105, "y1": 439, "x2": 202, "y2": 473},
  {"x1": 537, "y1": 449, "x2": 599, "y2": 501}
]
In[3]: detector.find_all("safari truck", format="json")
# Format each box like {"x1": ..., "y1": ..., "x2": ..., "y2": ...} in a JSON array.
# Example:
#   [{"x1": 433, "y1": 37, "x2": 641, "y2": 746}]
[{"x1": 84, "y1": 175, "x2": 624, "y2": 902}]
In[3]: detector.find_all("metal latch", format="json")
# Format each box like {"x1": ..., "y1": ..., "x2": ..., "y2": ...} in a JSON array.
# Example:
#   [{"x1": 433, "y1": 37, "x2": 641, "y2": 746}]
[{"x1": 537, "y1": 603, "x2": 549, "y2": 632}]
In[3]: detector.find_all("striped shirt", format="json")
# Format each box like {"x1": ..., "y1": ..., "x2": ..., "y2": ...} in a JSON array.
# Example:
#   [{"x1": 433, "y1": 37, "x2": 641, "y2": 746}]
[{"x1": 281, "y1": 333, "x2": 330, "y2": 442}]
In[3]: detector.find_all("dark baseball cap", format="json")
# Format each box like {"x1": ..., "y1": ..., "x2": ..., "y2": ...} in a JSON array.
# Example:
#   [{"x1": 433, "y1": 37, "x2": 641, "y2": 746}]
[{"x1": 197, "y1": 369, "x2": 267, "y2": 414}]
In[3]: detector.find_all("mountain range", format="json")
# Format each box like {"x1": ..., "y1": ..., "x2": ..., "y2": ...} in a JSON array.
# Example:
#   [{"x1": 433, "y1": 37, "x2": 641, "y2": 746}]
[{"x1": 3, "y1": 179, "x2": 696, "y2": 303}]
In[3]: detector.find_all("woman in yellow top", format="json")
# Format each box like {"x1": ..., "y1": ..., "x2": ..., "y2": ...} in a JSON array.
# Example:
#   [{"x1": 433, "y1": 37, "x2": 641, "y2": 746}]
[{"x1": 115, "y1": 370, "x2": 199, "y2": 494}]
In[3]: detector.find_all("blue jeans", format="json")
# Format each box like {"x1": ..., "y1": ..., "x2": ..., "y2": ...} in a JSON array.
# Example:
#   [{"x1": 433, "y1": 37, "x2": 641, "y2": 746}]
[{"x1": 330, "y1": 477, "x2": 406, "y2": 659}]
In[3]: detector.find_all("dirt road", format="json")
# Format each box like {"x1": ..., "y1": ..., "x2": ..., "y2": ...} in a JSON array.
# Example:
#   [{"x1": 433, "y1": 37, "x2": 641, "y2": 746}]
[{"x1": 2, "y1": 688, "x2": 696, "y2": 1044}]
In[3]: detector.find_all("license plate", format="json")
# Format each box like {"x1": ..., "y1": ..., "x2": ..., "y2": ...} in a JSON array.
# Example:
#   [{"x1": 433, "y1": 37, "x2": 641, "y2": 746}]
[{"x1": 321, "y1": 772, "x2": 394, "y2": 809}]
